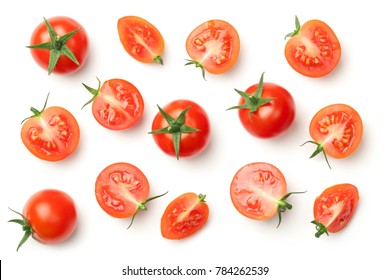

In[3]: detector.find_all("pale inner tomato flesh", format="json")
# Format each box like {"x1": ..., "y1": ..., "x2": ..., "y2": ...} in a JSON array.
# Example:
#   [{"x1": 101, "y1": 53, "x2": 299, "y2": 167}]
[
  {"x1": 127, "y1": 25, "x2": 156, "y2": 56},
  {"x1": 167, "y1": 200, "x2": 203, "y2": 233}
]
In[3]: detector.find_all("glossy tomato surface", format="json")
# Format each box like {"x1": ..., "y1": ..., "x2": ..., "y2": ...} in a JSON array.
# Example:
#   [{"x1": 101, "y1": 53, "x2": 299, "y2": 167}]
[
  {"x1": 117, "y1": 16, "x2": 165, "y2": 64},
  {"x1": 84, "y1": 78, "x2": 144, "y2": 130},
  {"x1": 313, "y1": 183, "x2": 359, "y2": 236},
  {"x1": 186, "y1": 19, "x2": 240, "y2": 75},
  {"x1": 161, "y1": 192, "x2": 209, "y2": 240},
  {"x1": 23, "y1": 189, "x2": 77, "y2": 244},
  {"x1": 95, "y1": 162, "x2": 150, "y2": 218},
  {"x1": 230, "y1": 162, "x2": 287, "y2": 220},
  {"x1": 151, "y1": 100, "x2": 210, "y2": 158},
  {"x1": 309, "y1": 104, "x2": 363, "y2": 159},
  {"x1": 237, "y1": 82, "x2": 295, "y2": 138},
  {"x1": 285, "y1": 18, "x2": 341, "y2": 77},
  {"x1": 21, "y1": 105, "x2": 80, "y2": 162},
  {"x1": 29, "y1": 16, "x2": 89, "y2": 74}
]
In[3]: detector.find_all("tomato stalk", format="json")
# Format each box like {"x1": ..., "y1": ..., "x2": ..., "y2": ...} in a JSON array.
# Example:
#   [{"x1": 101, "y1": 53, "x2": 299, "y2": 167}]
[
  {"x1": 301, "y1": 140, "x2": 332, "y2": 169},
  {"x1": 276, "y1": 191, "x2": 307, "y2": 228},
  {"x1": 81, "y1": 77, "x2": 101, "y2": 109},
  {"x1": 8, "y1": 208, "x2": 34, "y2": 251},
  {"x1": 127, "y1": 191, "x2": 168, "y2": 229},
  {"x1": 27, "y1": 17, "x2": 80, "y2": 74},
  {"x1": 284, "y1": 16, "x2": 301, "y2": 39},
  {"x1": 185, "y1": 59, "x2": 206, "y2": 80},
  {"x1": 311, "y1": 220, "x2": 329, "y2": 238},
  {"x1": 227, "y1": 72, "x2": 275, "y2": 120},
  {"x1": 21, "y1": 93, "x2": 50, "y2": 124},
  {"x1": 149, "y1": 105, "x2": 200, "y2": 159}
]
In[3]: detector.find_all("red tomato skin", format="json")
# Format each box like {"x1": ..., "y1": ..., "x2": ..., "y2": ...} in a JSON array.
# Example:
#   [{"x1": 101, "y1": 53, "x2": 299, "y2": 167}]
[
  {"x1": 30, "y1": 16, "x2": 89, "y2": 74},
  {"x1": 285, "y1": 19, "x2": 341, "y2": 78},
  {"x1": 230, "y1": 162, "x2": 287, "y2": 220},
  {"x1": 151, "y1": 100, "x2": 211, "y2": 158},
  {"x1": 23, "y1": 189, "x2": 77, "y2": 244},
  {"x1": 95, "y1": 162, "x2": 150, "y2": 218},
  {"x1": 313, "y1": 184, "x2": 359, "y2": 233},
  {"x1": 20, "y1": 106, "x2": 80, "y2": 162},
  {"x1": 309, "y1": 104, "x2": 363, "y2": 159},
  {"x1": 238, "y1": 83, "x2": 295, "y2": 138},
  {"x1": 117, "y1": 16, "x2": 164, "y2": 63},
  {"x1": 161, "y1": 192, "x2": 209, "y2": 240},
  {"x1": 92, "y1": 79, "x2": 144, "y2": 130},
  {"x1": 186, "y1": 19, "x2": 240, "y2": 74}
]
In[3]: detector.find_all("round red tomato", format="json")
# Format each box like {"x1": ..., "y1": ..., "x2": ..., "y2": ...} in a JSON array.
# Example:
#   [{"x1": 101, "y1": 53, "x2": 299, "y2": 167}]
[
  {"x1": 150, "y1": 100, "x2": 210, "y2": 159},
  {"x1": 284, "y1": 16, "x2": 341, "y2": 78},
  {"x1": 230, "y1": 162, "x2": 304, "y2": 227},
  {"x1": 117, "y1": 16, "x2": 165, "y2": 64},
  {"x1": 82, "y1": 78, "x2": 144, "y2": 130},
  {"x1": 304, "y1": 104, "x2": 363, "y2": 168},
  {"x1": 161, "y1": 192, "x2": 209, "y2": 240},
  {"x1": 185, "y1": 19, "x2": 240, "y2": 79},
  {"x1": 312, "y1": 183, "x2": 359, "y2": 238},
  {"x1": 228, "y1": 73, "x2": 295, "y2": 138},
  {"x1": 9, "y1": 189, "x2": 77, "y2": 251},
  {"x1": 21, "y1": 95, "x2": 80, "y2": 162},
  {"x1": 29, "y1": 16, "x2": 89, "y2": 75}
]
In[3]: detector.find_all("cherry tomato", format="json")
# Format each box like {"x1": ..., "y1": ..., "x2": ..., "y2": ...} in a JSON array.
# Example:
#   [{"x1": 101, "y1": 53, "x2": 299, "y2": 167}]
[
  {"x1": 28, "y1": 16, "x2": 89, "y2": 75},
  {"x1": 9, "y1": 189, "x2": 77, "y2": 251},
  {"x1": 230, "y1": 162, "x2": 304, "y2": 227},
  {"x1": 150, "y1": 100, "x2": 210, "y2": 159},
  {"x1": 20, "y1": 94, "x2": 80, "y2": 162},
  {"x1": 284, "y1": 16, "x2": 341, "y2": 78},
  {"x1": 185, "y1": 19, "x2": 240, "y2": 79},
  {"x1": 117, "y1": 16, "x2": 165, "y2": 64},
  {"x1": 95, "y1": 162, "x2": 166, "y2": 228},
  {"x1": 312, "y1": 183, "x2": 359, "y2": 238},
  {"x1": 303, "y1": 104, "x2": 363, "y2": 168},
  {"x1": 161, "y1": 192, "x2": 209, "y2": 240},
  {"x1": 228, "y1": 73, "x2": 295, "y2": 138},
  {"x1": 82, "y1": 78, "x2": 144, "y2": 130}
]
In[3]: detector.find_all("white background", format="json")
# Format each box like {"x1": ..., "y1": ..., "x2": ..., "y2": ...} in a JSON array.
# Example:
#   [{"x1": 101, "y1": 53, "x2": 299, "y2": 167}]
[{"x1": 1, "y1": 0, "x2": 388, "y2": 279}]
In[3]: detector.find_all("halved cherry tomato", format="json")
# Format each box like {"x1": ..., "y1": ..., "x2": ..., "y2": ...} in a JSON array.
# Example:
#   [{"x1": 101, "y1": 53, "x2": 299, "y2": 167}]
[
  {"x1": 95, "y1": 162, "x2": 166, "y2": 228},
  {"x1": 302, "y1": 104, "x2": 363, "y2": 168},
  {"x1": 228, "y1": 72, "x2": 295, "y2": 138},
  {"x1": 9, "y1": 189, "x2": 77, "y2": 251},
  {"x1": 20, "y1": 94, "x2": 80, "y2": 162},
  {"x1": 161, "y1": 192, "x2": 209, "y2": 240},
  {"x1": 82, "y1": 78, "x2": 144, "y2": 130},
  {"x1": 230, "y1": 162, "x2": 304, "y2": 227},
  {"x1": 312, "y1": 183, "x2": 359, "y2": 238},
  {"x1": 149, "y1": 100, "x2": 210, "y2": 159},
  {"x1": 284, "y1": 16, "x2": 341, "y2": 78},
  {"x1": 117, "y1": 16, "x2": 165, "y2": 64},
  {"x1": 185, "y1": 19, "x2": 240, "y2": 79},
  {"x1": 28, "y1": 16, "x2": 89, "y2": 75}
]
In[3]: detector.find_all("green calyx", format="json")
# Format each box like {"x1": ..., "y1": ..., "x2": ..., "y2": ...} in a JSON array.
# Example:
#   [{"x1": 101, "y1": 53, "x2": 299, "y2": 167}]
[
  {"x1": 276, "y1": 191, "x2": 307, "y2": 228},
  {"x1": 154, "y1": 55, "x2": 164, "y2": 65},
  {"x1": 21, "y1": 93, "x2": 50, "y2": 124},
  {"x1": 8, "y1": 208, "x2": 34, "y2": 251},
  {"x1": 284, "y1": 15, "x2": 301, "y2": 39},
  {"x1": 185, "y1": 59, "x2": 206, "y2": 80},
  {"x1": 81, "y1": 77, "x2": 101, "y2": 109},
  {"x1": 198, "y1": 193, "x2": 207, "y2": 202},
  {"x1": 127, "y1": 191, "x2": 168, "y2": 229},
  {"x1": 149, "y1": 105, "x2": 200, "y2": 160},
  {"x1": 311, "y1": 220, "x2": 329, "y2": 238},
  {"x1": 227, "y1": 72, "x2": 274, "y2": 119},
  {"x1": 301, "y1": 140, "x2": 332, "y2": 169},
  {"x1": 27, "y1": 17, "x2": 80, "y2": 75}
]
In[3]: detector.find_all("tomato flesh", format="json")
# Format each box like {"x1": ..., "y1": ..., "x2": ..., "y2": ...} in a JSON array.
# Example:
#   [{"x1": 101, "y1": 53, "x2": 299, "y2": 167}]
[
  {"x1": 21, "y1": 106, "x2": 80, "y2": 161},
  {"x1": 117, "y1": 16, "x2": 164, "y2": 64},
  {"x1": 92, "y1": 79, "x2": 144, "y2": 130},
  {"x1": 285, "y1": 19, "x2": 341, "y2": 77},
  {"x1": 313, "y1": 184, "x2": 359, "y2": 234},
  {"x1": 309, "y1": 104, "x2": 363, "y2": 158},
  {"x1": 95, "y1": 162, "x2": 150, "y2": 218},
  {"x1": 186, "y1": 19, "x2": 240, "y2": 74},
  {"x1": 230, "y1": 162, "x2": 287, "y2": 220},
  {"x1": 161, "y1": 192, "x2": 209, "y2": 239}
]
